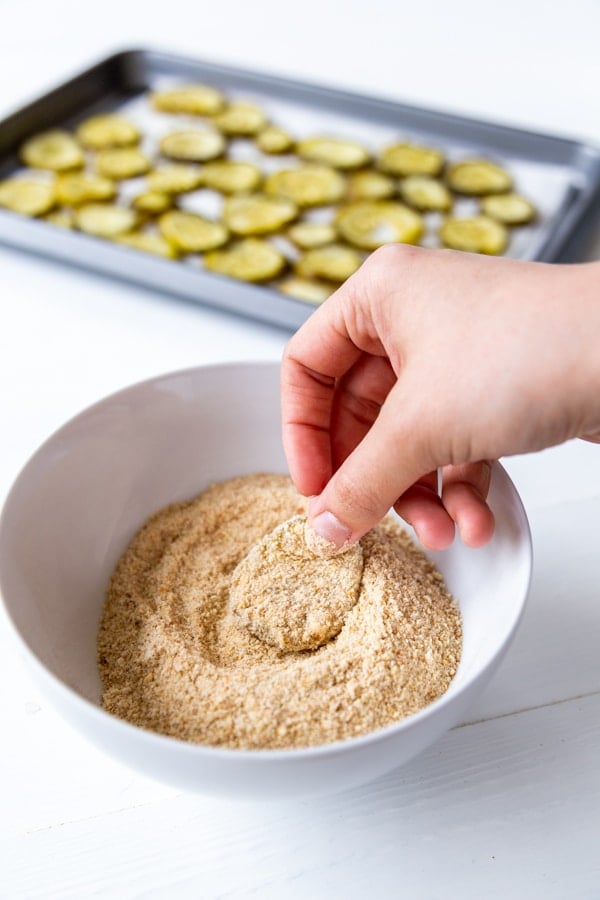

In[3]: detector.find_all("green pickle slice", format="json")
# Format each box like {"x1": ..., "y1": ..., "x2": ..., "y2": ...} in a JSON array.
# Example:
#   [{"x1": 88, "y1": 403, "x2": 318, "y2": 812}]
[
  {"x1": 213, "y1": 103, "x2": 268, "y2": 136},
  {"x1": 159, "y1": 129, "x2": 226, "y2": 162},
  {"x1": 76, "y1": 115, "x2": 140, "y2": 149},
  {"x1": 335, "y1": 200, "x2": 424, "y2": 250},
  {"x1": 481, "y1": 193, "x2": 536, "y2": 225},
  {"x1": 20, "y1": 130, "x2": 84, "y2": 172},
  {"x1": 117, "y1": 230, "x2": 179, "y2": 258},
  {"x1": 346, "y1": 170, "x2": 395, "y2": 201},
  {"x1": 223, "y1": 194, "x2": 298, "y2": 235},
  {"x1": 446, "y1": 159, "x2": 512, "y2": 195},
  {"x1": 44, "y1": 207, "x2": 74, "y2": 228},
  {"x1": 256, "y1": 127, "x2": 295, "y2": 154},
  {"x1": 0, "y1": 177, "x2": 56, "y2": 216},
  {"x1": 378, "y1": 143, "x2": 444, "y2": 177},
  {"x1": 399, "y1": 175, "x2": 452, "y2": 212},
  {"x1": 151, "y1": 84, "x2": 226, "y2": 116},
  {"x1": 55, "y1": 173, "x2": 117, "y2": 206},
  {"x1": 132, "y1": 191, "x2": 173, "y2": 215},
  {"x1": 204, "y1": 238, "x2": 286, "y2": 282},
  {"x1": 201, "y1": 161, "x2": 262, "y2": 194},
  {"x1": 287, "y1": 221, "x2": 337, "y2": 249},
  {"x1": 297, "y1": 137, "x2": 370, "y2": 170},
  {"x1": 159, "y1": 211, "x2": 229, "y2": 253},
  {"x1": 295, "y1": 244, "x2": 363, "y2": 283},
  {"x1": 75, "y1": 203, "x2": 139, "y2": 237},
  {"x1": 96, "y1": 148, "x2": 151, "y2": 180},
  {"x1": 279, "y1": 276, "x2": 333, "y2": 305},
  {"x1": 439, "y1": 215, "x2": 508, "y2": 254},
  {"x1": 265, "y1": 165, "x2": 346, "y2": 207},
  {"x1": 147, "y1": 165, "x2": 204, "y2": 194}
]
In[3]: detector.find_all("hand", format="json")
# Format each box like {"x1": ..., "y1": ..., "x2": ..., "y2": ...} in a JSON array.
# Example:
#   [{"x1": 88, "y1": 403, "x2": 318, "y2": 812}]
[{"x1": 281, "y1": 245, "x2": 600, "y2": 550}]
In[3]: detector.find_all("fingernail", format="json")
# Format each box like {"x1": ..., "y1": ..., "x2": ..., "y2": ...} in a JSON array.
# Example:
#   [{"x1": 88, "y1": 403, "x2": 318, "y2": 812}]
[{"x1": 309, "y1": 510, "x2": 352, "y2": 550}]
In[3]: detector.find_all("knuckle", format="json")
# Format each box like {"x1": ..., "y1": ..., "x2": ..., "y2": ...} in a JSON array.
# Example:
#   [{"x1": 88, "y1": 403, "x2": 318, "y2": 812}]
[{"x1": 332, "y1": 468, "x2": 383, "y2": 521}]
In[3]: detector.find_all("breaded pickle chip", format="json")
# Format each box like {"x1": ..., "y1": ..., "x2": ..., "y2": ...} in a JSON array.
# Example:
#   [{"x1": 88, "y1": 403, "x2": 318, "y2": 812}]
[
  {"x1": 223, "y1": 194, "x2": 297, "y2": 235},
  {"x1": 297, "y1": 137, "x2": 370, "y2": 170},
  {"x1": 96, "y1": 148, "x2": 151, "y2": 180},
  {"x1": 256, "y1": 126, "x2": 295, "y2": 154},
  {"x1": 481, "y1": 192, "x2": 536, "y2": 225},
  {"x1": 287, "y1": 221, "x2": 337, "y2": 249},
  {"x1": 76, "y1": 114, "x2": 140, "y2": 149},
  {"x1": 147, "y1": 164, "x2": 203, "y2": 194},
  {"x1": 201, "y1": 161, "x2": 262, "y2": 194},
  {"x1": 295, "y1": 243, "x2": 363, "y2": 282},
  {"x1": 439, "y1": 215, "x2": 508, "y2": 254},
  {"x1": 335, "y1": 200, "x2": 424, "y2": 250},
  {"x1": 378, "y1": 143, "x2": 444, "y2": 177},
  {"x1": 55, "y1": 172, "x2": 116, "y2": 206},
  {"x1": 0, "y1": 177, "x2": 55, "y2": 216},
  {"x1": 213, "y1": 103, "x2": 267, "y2": 136},
  {"x1": 44, "y1": 207, "x2": 74, "y2": 228},
  {"x1": 346, "y1": 170, "x2": 395, "y2": 201},
  {"x1": 75, "y1": 203, "x2": 138, "y2": 237},
  {"x1": 20, "y1": 130, "x2": 84, "y2": 172},
  {"x1": 151, "y1": 84, "x2": 225, "y2": 116},
  {"x1": 204, "y1": 238, "x2": 286, "y2": 282},
  {"x1": 117, "y1": 230, "x2": 179, "y2": 258},
  {"x1": 279, "y1": 276, "x2": 333, "y2": 304},
  {"x1": 265, "y1": 165, "x2": 345, "y2": 207},
  {"x1": 132, "y1": 190, "x2": 173, "y2": 215},
  {"x1": 159, "y1": 129, "x2": 226, "y2": 162},
  {"x1": 446, "y1": 159, "x2": 512, "y2": 195},
  {"x1": 159, "y1": 210, "x2": 229, "y2": 252},
  {"x1": 399, "y1": 175, "x2": 452, "y2": 212}
]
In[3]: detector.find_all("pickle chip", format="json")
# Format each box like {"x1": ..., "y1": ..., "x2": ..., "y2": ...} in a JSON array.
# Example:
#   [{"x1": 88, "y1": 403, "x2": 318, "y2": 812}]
[
  {"x1": 132, "y1": 190, "x2": 173, "y2": 215},
  {"x1": 0, "y1": 177, "x2": 56, "y2": 216},
  {"x1": 55, "y1": 172, "x2": 117, "y2": 206},
  {"x1": 44, "y1": 207, "x2": 74, "y2": 228},
  {"x1": 378, "y1": 143, "x2": 444, "y2": 177},
  {"x1": 346, "y1": 170, "x2": 395, "y2": 201},
  {"x1": 117, "y1": 230, "x2": 179, "y2": 258},
  {"x1": 76, "y1": 114, "x2": 140, "y2": 149},
  {"x1": 147, "y1": 164, "x2": 203, "y2": 194},
  {"x1": 335, "y1": 200, "x2": 424, "y2": 250},
  {"x1": 159, "y1": 129, "x2": 226, "y2": 162},
  {"x1": 295, "y1": 244, "x2": 363, "y2": 283},
  {"x1": 439, "y1": 215, "x2": 508, "y2": 254},
  {"x1": 201, "y1": 161, "x2": 262, "y2": 194},
  {"x1": 75, "y1": 203, "x2": 138, "y2": 237},
  {"x1": 213, "y1": 103, "x2": 267, "y2": 136},
  {"x1": 223, "y1": 194, "x2": 297, "y2": 235},
  {"x1": 20, "y1": 130, "x2": 84, "y2": 172},
  {"x1": 446, "y1": 159, "x2": 513, "y2": 195},
  {"x1": 159, "y1": 210, "x2": 229, "y2": 252},
  {"x1": 480, "y1": 192, "x2": 536, "y2": 225},
  {"x1": 204, "y1": 238, "x2": 286, "y2": 282},
  {"x1": 399, "y1": 175, "x2": 452, "y2": 212},
  {"x1": 279, "y1": 276, "x2": 333, "y2": 305},
  {"x1": 297, "y1": 137, "x2": 371, "y2": 170},
  {"x1": 151, "y1": 84, "x2": 225, "y2": 116},
  {"x1": 265, "y1": 165, "x2": 346, "y2": 207},
  {"x1": 96, "y1": 148, "x2": 151, "y2": 180},
  {"x1": 256, "y1": 126, "x2": 295, "y2": 154},
  {"x1": 287, "y1": 221, "x2": 337, "y2": 249}
]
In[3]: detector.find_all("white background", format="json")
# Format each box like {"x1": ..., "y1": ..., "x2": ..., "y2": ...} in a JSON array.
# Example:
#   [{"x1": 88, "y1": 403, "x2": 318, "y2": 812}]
[{"x1": 0, "y1": 1, "x2": 599, "y2": 897}]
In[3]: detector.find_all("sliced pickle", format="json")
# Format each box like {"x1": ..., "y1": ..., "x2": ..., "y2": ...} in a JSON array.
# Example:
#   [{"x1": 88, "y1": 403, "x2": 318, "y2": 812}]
[
  {"x1": 151, "y1": 84, "x2": 225, "y2": 116},
  {"x1": 213, "y1": 103, "x2": 267, "y2": 136},
  {"x1": 159, "y1": 129, "x2": 226, "y2": 162},
  {"x1": 287, "y1": 221, "x2": 337, "y2": 249},
  {"x1": 264, "y1": 165, "x2": 345, "y2": 207},
  {"x1": 159, "y1": 210, "x2": 229, "y2": 252},
  {"x1": 75, "y1": 203, "x2": 138, "y2": 237},
  {"x1": 446, "y1": 159, "x2": 512, "y2": 195},
  {"x1": 0, "y1": 177, "x2": 55, "y2": 216},
  {"x1": 346, "y1": 170, "x2": 395, "y2": 201},
  {"x1": 44, "y1": 207, "x2": 74, "y2": 228},
  {"x1": 335, "y1": 200, "x2": 423, "y2": 250},
  {"x1": 279, "y1": 276, "x2": 333, "y2": 304},
  {"x1": 76, "y1": 114, "x2": 140, "y2": 149},
  {"x1": 378, "y1": 143, "x2": 444, "y2": 177},
  {"x1": 203, "y1": 238, "x2": 286, "y2": 282},
  {"x1": 399, "y1": 175, "x2": 452, "y2": 212},
  {"x1": 439, "y1": 215, "x2": 508, "y2": 254},
  {"x1": 55, "y1": 172, "x2": 116, "y2": 206},
  {"x1": 201, "y1": 161, "x2": 262, "y2": 194},
  {"x1": 256, "y1": 126, "x2": 295, "y2": 154},
  {"x1": 132, "y1": 190, "x2": 173, "y2": 215},
  {"x1": 297, "y1": 137, "x2": 370, "y2": 170},
  {"x1": 223, "y1": 194, "x2": 297, "y2": 235},
  {"x1": 117, "y1": 230, "x2": 179, "y2": 258},
  {"x1": 20, "y1": 130, "x2": 84, "y2": 172},
  {"x1": 96, "y1": 147, "x2": 151, "y2": 180},
  {"x1": 295, "y1": 244, "x2": 363, "y2": 283},
  {"x1": 481, "y1": 193, "x2": 536, "y2": 225},
  {"x1": 147, "y1": 164, "x2": 203, "y2": 194}
]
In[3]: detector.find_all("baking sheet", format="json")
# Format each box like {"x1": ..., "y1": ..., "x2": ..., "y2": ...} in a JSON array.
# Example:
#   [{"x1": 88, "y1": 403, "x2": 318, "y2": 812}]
[{"x1": 0, "y1": 49, "x2": 599, "y2": 330}]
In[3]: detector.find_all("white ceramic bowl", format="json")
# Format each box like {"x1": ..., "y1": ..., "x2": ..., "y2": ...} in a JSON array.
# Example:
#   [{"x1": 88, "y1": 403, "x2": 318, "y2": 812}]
[{"x1": 0, "y1": 362, "x2": 532, "y2": 799}]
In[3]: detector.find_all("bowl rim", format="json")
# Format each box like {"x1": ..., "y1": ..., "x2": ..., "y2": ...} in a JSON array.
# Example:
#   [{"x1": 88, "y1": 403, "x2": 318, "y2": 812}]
[{"x1": 0, "y1": 360, "x2": 533, "y2": 762}]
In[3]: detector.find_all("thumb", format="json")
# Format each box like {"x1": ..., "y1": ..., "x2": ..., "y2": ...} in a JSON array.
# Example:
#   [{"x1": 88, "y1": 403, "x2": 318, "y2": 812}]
[{"x1": 307, "y1": 384, "x2": 433, "y2": 547}]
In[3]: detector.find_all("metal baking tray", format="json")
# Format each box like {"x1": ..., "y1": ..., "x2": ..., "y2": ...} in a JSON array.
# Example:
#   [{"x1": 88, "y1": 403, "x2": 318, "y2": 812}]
[{"x1": 1, "y1": 48, "x2": 599, "y2": 330}]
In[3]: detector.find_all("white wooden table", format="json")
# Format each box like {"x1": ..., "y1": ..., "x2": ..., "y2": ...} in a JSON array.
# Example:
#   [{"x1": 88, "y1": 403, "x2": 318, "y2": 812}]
[{"x1": 1, "y1": 1, "x2": 599, "y2": 896}]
